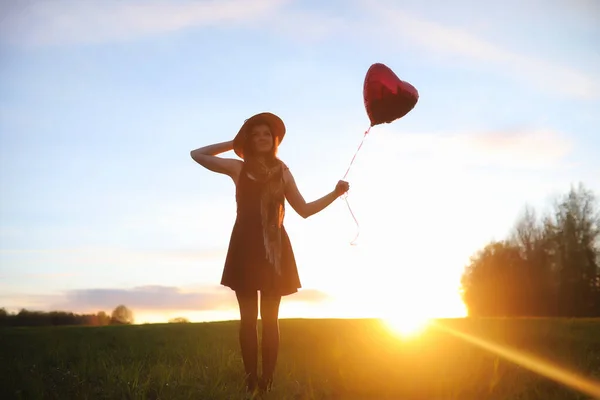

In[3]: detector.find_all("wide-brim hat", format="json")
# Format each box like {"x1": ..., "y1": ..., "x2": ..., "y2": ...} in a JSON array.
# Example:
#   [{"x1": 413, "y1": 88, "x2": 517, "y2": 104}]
[{"x1": 233, "y1": 112, "x2": 286, "y2": 159}]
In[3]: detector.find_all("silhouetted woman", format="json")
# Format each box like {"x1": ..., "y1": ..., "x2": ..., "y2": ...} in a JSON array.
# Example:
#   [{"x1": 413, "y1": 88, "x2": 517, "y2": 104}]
[{"x1": 190, "y1": 112, "x2": 349, "y2": 393}]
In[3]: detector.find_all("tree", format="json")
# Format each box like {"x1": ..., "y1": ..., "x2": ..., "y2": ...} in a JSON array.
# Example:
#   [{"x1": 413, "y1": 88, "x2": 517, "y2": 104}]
[
  {"x1": 97, "y1": 311, "x2": 111, "y2": 326},
  {"x1": 508, "y1": 205, "x2": 555, "y2": 315},
  {"x1": 548, "y1": 183, "x2": 600, "y2": 316},
  {"x1": 461, "y1": 240, "x2": 528, "y2": 317},
  {"x1": 461, "y1": 183, "x2": 600, "y2": 318},
  {"x1": 169, "y1": 317, "x2": 190, "y2": 323},
  {"x1": 111, "y1": 305, "x2": 134, "y2": 325}
]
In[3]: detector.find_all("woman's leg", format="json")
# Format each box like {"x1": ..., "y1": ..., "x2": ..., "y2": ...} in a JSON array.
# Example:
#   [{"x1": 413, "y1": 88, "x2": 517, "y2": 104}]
[
  {"x1": 259, "y1": 291, "x2": 282, "y2": 389},
  {"x1": 235, "y1": 290, "x2": 259, "y2": 390}
]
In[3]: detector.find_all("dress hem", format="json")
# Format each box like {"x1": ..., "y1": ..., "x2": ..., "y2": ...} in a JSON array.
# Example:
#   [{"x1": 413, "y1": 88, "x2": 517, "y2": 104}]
[{"x1": 220, "y1": 282, "x2": 300, "y2": 297}]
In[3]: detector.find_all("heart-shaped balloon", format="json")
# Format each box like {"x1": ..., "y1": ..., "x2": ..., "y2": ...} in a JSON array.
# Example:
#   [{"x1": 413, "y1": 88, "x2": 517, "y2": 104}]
[{"x1": 363, "y1": 63, "x2": 419, "y2": 127}]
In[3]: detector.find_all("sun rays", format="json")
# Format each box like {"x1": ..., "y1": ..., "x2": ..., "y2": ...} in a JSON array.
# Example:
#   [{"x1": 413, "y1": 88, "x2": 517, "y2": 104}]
[{"x1": 383, "y1": 313, "x2": 431, "y2": 337}]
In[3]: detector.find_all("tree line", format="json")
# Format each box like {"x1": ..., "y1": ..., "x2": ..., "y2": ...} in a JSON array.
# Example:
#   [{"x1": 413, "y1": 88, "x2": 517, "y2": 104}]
[
  {"x1": 0, "y1": 304, "x2": 192, "y2": 327},
  {"x1": 461, "y1": 183, "x2": 600, "y2": 317},
  {"x1": 0, "y1": 304, "x2": 134, "y2": 327}
]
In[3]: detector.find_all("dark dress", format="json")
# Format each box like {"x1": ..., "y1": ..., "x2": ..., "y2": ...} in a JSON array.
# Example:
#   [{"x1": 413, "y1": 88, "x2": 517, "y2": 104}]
[{"x1": 221, "y1": 163, "x2": 301, "y2": 296}]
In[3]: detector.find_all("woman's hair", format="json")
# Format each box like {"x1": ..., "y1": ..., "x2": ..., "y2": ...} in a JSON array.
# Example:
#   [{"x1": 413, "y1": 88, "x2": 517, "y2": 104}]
[{"x1": 242, "y1": 121, "x2": 280, "y2": 163}]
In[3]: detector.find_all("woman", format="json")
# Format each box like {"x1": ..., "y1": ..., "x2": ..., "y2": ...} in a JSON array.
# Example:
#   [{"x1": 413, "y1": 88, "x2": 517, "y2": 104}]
[{"x1": 190, "y1": 112, "x2": 349, "y2": 393}]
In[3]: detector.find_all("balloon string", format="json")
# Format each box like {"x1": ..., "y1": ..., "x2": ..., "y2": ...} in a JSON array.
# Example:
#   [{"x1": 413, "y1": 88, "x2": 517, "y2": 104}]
[
  {"x1": 341, "y1": 126, "x2": 371, "y2": 245},
  {"x1": 342, "y1": 195, "x2": 360, "y2": 245},
  {"x1": 342, "y1": 126, "x2": 371, "y2": 181}
]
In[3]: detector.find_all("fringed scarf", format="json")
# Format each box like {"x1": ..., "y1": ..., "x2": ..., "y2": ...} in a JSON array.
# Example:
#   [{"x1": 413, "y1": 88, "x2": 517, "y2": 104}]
[{"x1": 244, "y1": 158, "x2": 286, "y2": 276}]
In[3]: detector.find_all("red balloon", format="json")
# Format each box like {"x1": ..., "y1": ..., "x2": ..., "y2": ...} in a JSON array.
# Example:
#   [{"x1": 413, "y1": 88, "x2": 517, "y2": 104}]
[{"x1": 363, "y1": 63, "x2": 419, "y2": 127}]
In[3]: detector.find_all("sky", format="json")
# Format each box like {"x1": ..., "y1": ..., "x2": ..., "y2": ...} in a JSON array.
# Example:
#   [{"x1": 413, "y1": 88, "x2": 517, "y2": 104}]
[{"x1": 1, "y1": 0, "x2": 599, "y2": 324}]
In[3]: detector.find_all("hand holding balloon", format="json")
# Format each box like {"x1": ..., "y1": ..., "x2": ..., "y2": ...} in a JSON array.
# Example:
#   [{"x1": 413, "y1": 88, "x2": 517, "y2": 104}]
[{"x1": 335, "y1": 180, "x2": 350, "y2": 197}]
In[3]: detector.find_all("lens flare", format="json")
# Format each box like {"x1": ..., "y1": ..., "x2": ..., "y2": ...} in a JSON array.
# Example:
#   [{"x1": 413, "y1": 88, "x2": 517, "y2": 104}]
[{"x1": 383, "y1": 314, "x2": 431, "y2": 337}]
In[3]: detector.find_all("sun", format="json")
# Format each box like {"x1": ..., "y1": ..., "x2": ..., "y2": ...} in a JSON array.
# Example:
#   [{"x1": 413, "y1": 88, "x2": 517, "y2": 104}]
[{"x1": 382, "y1": 313, "x2": 431, "y2": 338}]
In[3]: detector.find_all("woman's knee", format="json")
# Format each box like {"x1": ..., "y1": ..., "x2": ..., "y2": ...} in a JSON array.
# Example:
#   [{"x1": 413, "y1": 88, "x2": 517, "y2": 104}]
[
  {"x1": 260, "y1": 293, "x2": 282, "y2": 323},
  {"x1": 240, "y1": 318, "x2": 257, "y2": 332},
  {"x1": 261, "y1": 318, "x2": 279, "y2": 335},
  {"x1": 236, "y1": 290, "x2": 259, "y2": 321}
]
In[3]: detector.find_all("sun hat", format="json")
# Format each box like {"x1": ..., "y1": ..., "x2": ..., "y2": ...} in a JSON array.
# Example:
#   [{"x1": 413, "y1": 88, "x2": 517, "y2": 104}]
[{"x1": 233, "y1": 112, "x2": 286, "y2": 159}]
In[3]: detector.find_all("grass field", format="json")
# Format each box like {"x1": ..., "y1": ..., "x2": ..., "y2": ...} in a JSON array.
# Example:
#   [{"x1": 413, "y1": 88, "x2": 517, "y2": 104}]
[{"x1": 1, "y1": 318, "x2": 600, "y2": 399}]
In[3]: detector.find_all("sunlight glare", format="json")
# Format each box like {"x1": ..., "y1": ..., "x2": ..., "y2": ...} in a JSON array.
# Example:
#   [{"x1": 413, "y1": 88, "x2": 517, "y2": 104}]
[{"x1": 383, "y1": 314, "x2": 431, "y2": 338}]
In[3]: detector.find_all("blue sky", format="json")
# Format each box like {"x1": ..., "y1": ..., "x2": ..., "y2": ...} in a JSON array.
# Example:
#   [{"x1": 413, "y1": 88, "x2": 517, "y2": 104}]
[{"x1": 1, "y1": 0, "x2": 599, "y2": 323}]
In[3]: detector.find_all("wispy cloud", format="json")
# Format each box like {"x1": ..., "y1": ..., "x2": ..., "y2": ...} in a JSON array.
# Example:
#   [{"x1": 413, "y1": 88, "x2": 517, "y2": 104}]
[
  {"x1": 463, "y1": 129, "x2": 573, "y2": 166},
  {"x1": 267, "y1": 8, "x2": 347, "y2": 42},
  {"x1": 362, "y1": 1, "x2": 600, "y2": 99},
  {"x1": 0, "y1": 0, "x2": 348, "y2": 48},
  {"x1": 1, "y1": 0, "x2": 288, "y2": 46},
  {"x1": 54, "y1": 285, "x2": 234, "y2": 312},
  {"x1": 0, "y1": 246, "x2": 227, "y2": 263},
  {"x1": 0, "y1": 272, "x2": 79, "y2": 280},
  {"x1": 366, "y1": 127, "x2": 573, "y2": 171},
  {"x1": 0, "y1": 284, "x2": 333, "y2": 314}
]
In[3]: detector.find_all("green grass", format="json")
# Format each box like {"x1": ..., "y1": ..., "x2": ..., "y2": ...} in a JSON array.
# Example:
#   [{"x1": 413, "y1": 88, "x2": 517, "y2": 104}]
[{"x1": 1, "y1": 318, "x2": 600, "y2": 399}]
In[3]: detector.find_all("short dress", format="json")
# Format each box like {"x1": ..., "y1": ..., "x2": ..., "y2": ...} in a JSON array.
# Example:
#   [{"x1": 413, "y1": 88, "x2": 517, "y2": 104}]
[{"x1": 221, "y1": 163, "x2": 301, "y2": 296}]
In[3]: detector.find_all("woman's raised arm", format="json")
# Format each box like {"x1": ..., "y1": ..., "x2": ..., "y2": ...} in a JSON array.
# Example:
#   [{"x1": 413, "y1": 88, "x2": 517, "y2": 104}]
[{"x1": 190, "y1": 140, "x2": 242, "y2": 182}]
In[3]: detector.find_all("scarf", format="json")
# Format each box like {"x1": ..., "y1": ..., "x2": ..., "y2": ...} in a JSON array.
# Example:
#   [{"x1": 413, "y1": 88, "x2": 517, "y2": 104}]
[{"x1": 244, "y1": 158, "x2": 286, "y2": 275}]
